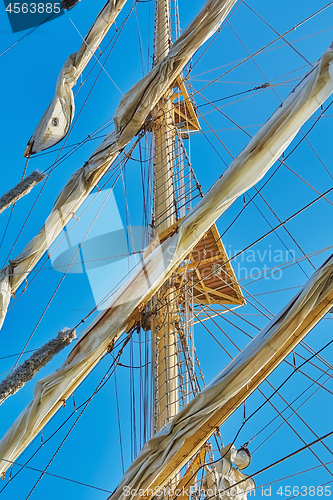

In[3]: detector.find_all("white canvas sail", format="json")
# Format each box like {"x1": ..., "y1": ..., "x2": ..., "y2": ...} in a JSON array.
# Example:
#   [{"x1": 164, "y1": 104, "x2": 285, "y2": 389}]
[
  {"x1": 106, "y1": 254, "x2": 333, "y2": 500},
  {"x1": 25, "y1": 0, "x2": 128, "y2": 156},
  {"x1": 0, "y1": 0, "x2": 239, "y2": 330},
  {"x1": 0, "y1": 44, "x2": 332, "y2": 475}
]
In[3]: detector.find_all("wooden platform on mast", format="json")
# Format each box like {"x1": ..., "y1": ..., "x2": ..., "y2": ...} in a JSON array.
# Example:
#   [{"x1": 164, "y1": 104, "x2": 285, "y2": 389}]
[
  {"x1": 146, "y1": 219, "x2": 245, "y2": 307},
  {"x1": 171, "y1": 75, "x2": 201, "y2": 132},
  {"x1": 176, "y1": 224, "x2": 245, "y2": 306}
]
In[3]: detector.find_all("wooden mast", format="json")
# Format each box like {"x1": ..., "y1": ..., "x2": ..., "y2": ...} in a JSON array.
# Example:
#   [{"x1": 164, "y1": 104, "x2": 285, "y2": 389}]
[{"x1": 151, "y1": 0, "x2": 179, "y2": 434}]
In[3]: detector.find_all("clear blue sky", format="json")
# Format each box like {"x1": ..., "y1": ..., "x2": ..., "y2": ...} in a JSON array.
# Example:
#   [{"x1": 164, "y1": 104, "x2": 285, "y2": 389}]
[{"x1": 0, "y1": 0, "x2": 332, "y2": 499}]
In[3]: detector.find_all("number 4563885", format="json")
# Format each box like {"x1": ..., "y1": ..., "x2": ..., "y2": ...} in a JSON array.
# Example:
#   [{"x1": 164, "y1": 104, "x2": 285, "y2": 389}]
[
  {"x1": 6, "y1": 3, "x2": 61, "y2": 14},
  {"x1": 277, "y1": 486, "x2": 331, "y2": 496}
]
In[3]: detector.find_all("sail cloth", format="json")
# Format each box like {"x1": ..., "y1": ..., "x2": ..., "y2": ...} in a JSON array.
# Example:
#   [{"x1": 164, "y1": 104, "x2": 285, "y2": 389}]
[
  {"x1": 0, "y1": 328, "x2": 76, "y2": 405},
  {"x1": 0, "y1": 171, "x2": 45, "y2": 215},
  {"x1": 0, "y1": 43, "x2": 332, "y2": 476},
  {"x1": 0, "y1": 0, "x2": 238, "y2": 331},
  {"x1": 25, "y1": 0, "x2": 128, "y2": 156},
  {"x1": 105, "y1": 255, "x2": 333, "y2": 500}
]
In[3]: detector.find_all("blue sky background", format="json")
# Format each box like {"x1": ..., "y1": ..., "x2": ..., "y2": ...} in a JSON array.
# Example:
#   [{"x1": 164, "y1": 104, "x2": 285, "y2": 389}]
[{"x1": 0, "y1": 0, "x2": 333, "y2": 499}]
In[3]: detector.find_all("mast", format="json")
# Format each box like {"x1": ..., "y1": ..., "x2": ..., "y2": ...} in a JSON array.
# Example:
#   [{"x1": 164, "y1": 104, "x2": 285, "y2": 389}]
[{"x1": 151, "y1": 0, "x2": 179, "y2": 434}]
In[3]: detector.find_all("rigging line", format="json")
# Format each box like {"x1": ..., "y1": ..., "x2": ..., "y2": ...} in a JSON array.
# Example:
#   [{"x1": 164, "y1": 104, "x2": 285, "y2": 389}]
[
  {"x1": 196, "y1": 92, "x2": 333, "y2": 223},
  {"x1": 191, "y1": 25, "x2": 333, "y2": 80},
  {"x1": 138, "y1": 326, "x2": 143, "y2": 449},
  {"x1": 29, "y1": 133, "x2": 108, "y2": 158},
  {"x1": 213, "y1": 430, "x2": 333, "y2": 498},
  {"x1": 0, "y1": 157, "x2": 30, "y2": 251},
  {"x1": 220, "y1": 24, "x2": 333, "y2": 193},
  {"x1": 190, "y1": 2, "x2": 333, "y2": 99},
  {"x1": 172, "y1": 350, "x2": 333, "y2": 499},
  {"x1": 196, "y1": 308, "x2": 245, "y2": 354},
  {"x1": 0, "y1": 331, "x2": 130, "y2": 493},
  {"x1": 66, "y1": 137, "x2": 148, "y2": 324},
  {"x1": 197, "y1": 128, "x2": 236, "y2": 168},
  {"x1": 257, "y1": 386, "x2": 333, "y2": 476},
  {"x1": 193, "y1": 85, "x2": 333, "y2": 212},
  {"x1": 229, "y1": 187, "x2": 333, "y2": 264},
  {"x1": 199, "y1": 303, "x2": 260, "y2": 334},
  {"x1": 187, "y1": 0, "x2": 242, "y2": 74},
  {"x1": 239, "y1": 245, "x2": 333, "y2": 287},
  {"x1": 156, "y1": 208, "x2": 332, "y2": 337},
  {"x1": 247, "y1": 193, "x2": 311, "y2": 278},
  {"x1": 177, "y1": 189, "x2": 333, "y2": 316},
  {"x1": 10, "y1": 167, "x2": 122, "y2": 372},
  {"x1": 41, "y1": 118, "x2": 116, "y2": 173},
  {"x1": 114, "y1": 368, "x2": 125, "y2": 473},
  {"x1": 192, "y1": 311, "x2": 233, "y2": 359},
  {"x1": 23, "y1": 355, "x2": 130, "y2": 499},
  {"x1": 0, "y1": 457, "x2": 112, "y2": 494},
  {"x1": 183, "y1": 343, "x2": 333, "y2": 496},
  {"x1": 0, "y1": 206, "x2": 15, "y2": 252},
  {"x1": 207, "y1": 278, "x2": 331, "y2": 370},
  {"x1": 193, "y1": 103, "x2": 333, "y2": 290},
  {"x1": 196, "y1": 80, "x2": 311, "y2": 118},
  {"x1": 242, "y1": 1, "x2": 313, "y2": 68},
  {"x1": 134, "y1": 0, "x2": 146, "y2": 75},
  {"x1": 223, "y1": 100, "x2": 333, "y2": 237},
  {"x1": 30, "y1": 334, "x2": 132, "y2": 497},
  {"x1": 154, "y1": 170, "x2": 333, "y2": 321},
  {"x1": 252, "y1": 372, "x2": 332, "y2": 454},
  {"x1": 65, "y1": 12, "x2": 123, "y2": 94},
  {"x1": 6, "y1": 159, "x2": 125, "y2": 313},
  {"x1": 228, "y1": 21, "x2": 283, "y2": 105},
  {"x1": 196, "y1": 84, "x2": 269, "y2": 108},
  {"x1": 196, "y1": 110, "x2": 234, "y2": 160},
  {"x1": 256, "y1": 459, "x2": 333, "y2": 492},
  {"x1": 196, "y1": 79, "x2": 327, "y2": 279},
  {"x1": 195, "y1": 302, "x2": 333, "y2": 396},
  {"x1": 259, "y1": 381, "x2": 333, "y2": 469},
  {"x1": 301, "y1": 341, "x2": 333, "y2": 370},
  {"x1": 202, "y1": 301, "x2": 332, "y2": 377},
  {"x1": 294, "y1": 351, "x2": 333, "y2": 377},
  {"x1": 194, "y1": 305, "x2": 327, "y2": 405},
  {"x1": 7, "y1": 139, "x2": 138, "y2": 316},
  {"x1": 73, "y1": 5, "x2": 135, "y2": 96},
  {"x1": 229, "y1": 339, "x2": 333, "y2": 447},
  {"x1": 0, "y1": 27, "x2": 39, "y2": 58},
  {"x1": 2, "y1": 5, "x2": 135, "y2": 262},
  {"x1": 0, "y1": 12, "x2": 57, "y2": 58},
  {"x1": 228, "y1": 16, "x2": 330, "y2": 196},
  {"x1": 0, "y1": 249, "x2": 145, "y2": 277}
]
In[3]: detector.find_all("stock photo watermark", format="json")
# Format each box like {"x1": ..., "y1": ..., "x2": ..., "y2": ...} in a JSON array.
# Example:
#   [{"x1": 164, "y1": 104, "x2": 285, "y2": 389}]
[
  {"x1": 2, "y1": 0, "x2": 80, "y2": 33},
  {"x1": 122, "y1": 485, "x2": 332, "y2": 498},
  {"x1": 225, "y1": 245, "x2": 296, "y2": 282},
  {"x1": 45, "y1": 189, "x2": 296, "y2": 311}
]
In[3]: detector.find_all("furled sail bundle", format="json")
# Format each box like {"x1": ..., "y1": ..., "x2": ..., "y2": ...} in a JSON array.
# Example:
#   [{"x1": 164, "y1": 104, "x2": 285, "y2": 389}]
[
  {"x1": 0, "y1": 171, "x2": 45, "y2": 215},
  {"x1": 0, "y1": 328, "x2": 76, "y2": 405},
  {"x1": 24, "y1": 0, "x2": 128, "y2": 156},
  {"x1": 0, "y1": 43, "x2": 332, "y2": 475},
  {"x1": 0, "y1": 0, "x2": 239, "y2": 330},
  {"x1": 104, "y1": 254, "x2": 333, "y2": 500}
]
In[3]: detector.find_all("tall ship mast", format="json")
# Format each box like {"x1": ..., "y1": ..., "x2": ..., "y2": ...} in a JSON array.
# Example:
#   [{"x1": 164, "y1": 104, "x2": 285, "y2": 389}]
[{"x1": 0, "y1": 0, "x2": 333, "y2": 498}]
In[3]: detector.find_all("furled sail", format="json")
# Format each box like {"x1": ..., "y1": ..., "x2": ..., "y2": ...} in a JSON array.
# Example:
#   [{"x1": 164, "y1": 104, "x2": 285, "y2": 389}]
[
  {"x1": 24, "y1": 0, "x2": 128, "y2": 156},
  {"x1": 0, "y1": 328, "x2": 76, "y2": 405},
  {"x1": 0, "y1": 171, "x2": 45, "y2": 214},
  {"x1": 105, "y1": 254, "x2": 333, "y2": 500},
  {"x1": 0, "y1": 0, "x2": 239, "y2": 329},
  {"x1": 0, "y1": 44, "x2": 332, "y2": 475}
]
